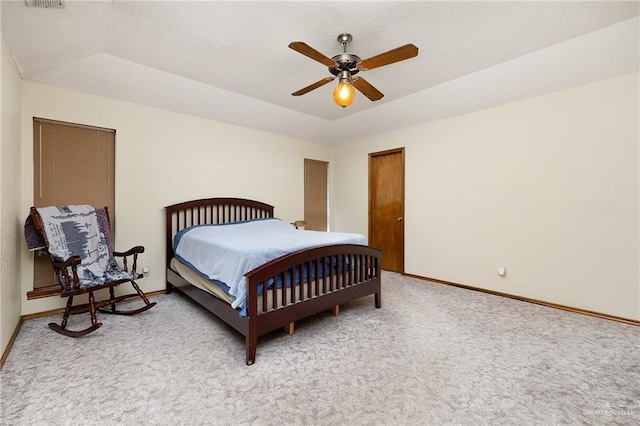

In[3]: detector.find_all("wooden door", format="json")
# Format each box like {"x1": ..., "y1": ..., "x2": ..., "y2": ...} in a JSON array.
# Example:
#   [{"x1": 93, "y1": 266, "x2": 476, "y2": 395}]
[
  {"x1": 304, "y1": 159, "x2": 328, "y2": 231},
  {"x1": 369, "y1": 148, "x2": 404, "y2": 272}
]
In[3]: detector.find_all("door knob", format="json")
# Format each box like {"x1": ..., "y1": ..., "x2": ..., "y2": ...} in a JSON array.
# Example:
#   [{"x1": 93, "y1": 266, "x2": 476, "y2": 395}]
[{"x1": 397, "y1": 217, "x2": 403, "y2": 222}]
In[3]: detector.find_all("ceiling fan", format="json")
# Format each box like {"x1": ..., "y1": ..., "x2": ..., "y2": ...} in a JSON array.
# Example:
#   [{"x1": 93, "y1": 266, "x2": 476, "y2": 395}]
[{"x1": 289, "y1": 33, "x2": 418, "y2": 108}]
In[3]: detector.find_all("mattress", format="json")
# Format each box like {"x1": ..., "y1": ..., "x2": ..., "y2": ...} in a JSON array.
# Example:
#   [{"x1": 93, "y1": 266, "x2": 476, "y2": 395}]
[{"x1": 170, "y1": 257, "x2": 232, "y2": 304}]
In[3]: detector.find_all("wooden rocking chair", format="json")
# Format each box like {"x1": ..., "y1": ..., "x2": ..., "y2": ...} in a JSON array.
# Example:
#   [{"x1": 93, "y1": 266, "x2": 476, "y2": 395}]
[{"x1": 30, "y1": 205, "x2": 156, "y2": 337}]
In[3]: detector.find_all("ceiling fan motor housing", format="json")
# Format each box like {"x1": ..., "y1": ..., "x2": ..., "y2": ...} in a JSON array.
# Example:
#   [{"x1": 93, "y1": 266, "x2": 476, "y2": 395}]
[
  {"x1": 330, "y1": 33, "x2": 360, "y2": 76},
  {"x1": 329, "y1": 53, "x2": 361, "y2": 77}
]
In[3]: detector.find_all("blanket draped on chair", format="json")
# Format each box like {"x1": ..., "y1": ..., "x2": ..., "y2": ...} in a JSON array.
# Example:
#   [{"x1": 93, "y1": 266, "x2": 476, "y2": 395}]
[{"x1": 34, "y1": 205, "x2": 138, "y2": 288}]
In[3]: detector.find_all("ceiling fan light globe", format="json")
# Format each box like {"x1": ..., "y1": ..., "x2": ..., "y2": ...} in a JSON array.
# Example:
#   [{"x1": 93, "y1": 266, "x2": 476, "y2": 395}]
[{"x1": 333, "y1": 81, "x2": 355, "y2": 108}]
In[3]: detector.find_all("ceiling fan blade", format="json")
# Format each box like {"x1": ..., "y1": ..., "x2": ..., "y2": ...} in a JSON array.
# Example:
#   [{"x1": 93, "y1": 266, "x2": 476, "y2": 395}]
[
  {"x1": 289, "y1": 42, "x2": 337, "y2": 67},
  {"x1": 359, "y1": 44, "x2": 419, "y2": 71},
  {"x1": 292, "y1": 76, "x2": 335, "y2": 96},
  {"x1": 351, "y1": 77, "x2": 384, "y2": 101}
]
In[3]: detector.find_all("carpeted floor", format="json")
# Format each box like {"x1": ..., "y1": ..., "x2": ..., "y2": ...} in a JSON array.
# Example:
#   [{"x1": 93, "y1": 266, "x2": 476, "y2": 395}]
[{"x1": 1, "y1": 272, "x2": 639, "y2": 425}]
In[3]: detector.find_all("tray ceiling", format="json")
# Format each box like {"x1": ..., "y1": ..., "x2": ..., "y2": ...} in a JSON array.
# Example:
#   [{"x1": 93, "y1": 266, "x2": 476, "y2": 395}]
[{"x1": 2, "y1": 1, "x2": 638, "y2": 143}]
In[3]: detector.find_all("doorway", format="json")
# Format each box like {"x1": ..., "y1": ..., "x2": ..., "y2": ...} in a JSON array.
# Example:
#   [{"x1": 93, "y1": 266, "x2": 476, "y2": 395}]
[
  {"x1": 369, "y1": 148, "x2": 405, "y2": 272},
  {"x1": 304, "y1": 158, "x2": 328, "y2": 231}
]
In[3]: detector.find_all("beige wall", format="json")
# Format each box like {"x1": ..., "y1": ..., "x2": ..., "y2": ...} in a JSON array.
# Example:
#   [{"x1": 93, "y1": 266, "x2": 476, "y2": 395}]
[
  {"x1": 333, "y1": 73, "x2": 640, "y2": 321},
  {"x1": 19, "y1": 81, "x2": 333, "y2": 315},
  {"x1": 10, "y1": 72, "x2": 640, "y2": 322},
  {"x1": 1, "y1": 36, "x2": 23, "y2": 356}
]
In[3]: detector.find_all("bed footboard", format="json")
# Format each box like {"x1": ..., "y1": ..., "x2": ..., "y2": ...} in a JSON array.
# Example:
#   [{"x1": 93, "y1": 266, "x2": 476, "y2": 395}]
[{"x1": 244, "y1": 243, "x2": 382, "y2": 365}]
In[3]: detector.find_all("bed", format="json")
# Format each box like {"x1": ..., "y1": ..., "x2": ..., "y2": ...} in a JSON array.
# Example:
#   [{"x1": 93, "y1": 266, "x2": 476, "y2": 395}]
[{"x1": 165, "y1": 197, "x2": 382, "y2": 365}]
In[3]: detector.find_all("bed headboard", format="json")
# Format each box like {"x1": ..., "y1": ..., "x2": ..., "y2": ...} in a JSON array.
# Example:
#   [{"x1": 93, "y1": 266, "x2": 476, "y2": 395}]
[{"x1": 165, "y1": 198, "x2": 274, "y2": 265}]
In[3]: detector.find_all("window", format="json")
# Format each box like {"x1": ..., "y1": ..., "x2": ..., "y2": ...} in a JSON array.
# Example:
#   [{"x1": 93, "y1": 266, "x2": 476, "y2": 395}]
[{"x1": 30, "y1": 118, "x2": 115, "y2": 298}]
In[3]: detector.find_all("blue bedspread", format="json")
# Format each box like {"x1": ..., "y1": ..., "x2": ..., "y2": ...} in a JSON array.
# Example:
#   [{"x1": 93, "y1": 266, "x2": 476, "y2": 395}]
[{"x1": 173, "y1": 218, "x2": 367, "y2": 314}]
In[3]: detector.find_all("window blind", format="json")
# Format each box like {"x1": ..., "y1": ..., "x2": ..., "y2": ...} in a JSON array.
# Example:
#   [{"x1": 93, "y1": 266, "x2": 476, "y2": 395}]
[{"x1": 31, "y1": 118, "x2": 116, "y2": 290}]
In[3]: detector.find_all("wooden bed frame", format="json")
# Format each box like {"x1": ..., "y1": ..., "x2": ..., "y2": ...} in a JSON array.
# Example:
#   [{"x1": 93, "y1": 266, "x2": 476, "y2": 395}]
[{"x1": 165, "y1": 198, "x2": 382, "y2": 365}]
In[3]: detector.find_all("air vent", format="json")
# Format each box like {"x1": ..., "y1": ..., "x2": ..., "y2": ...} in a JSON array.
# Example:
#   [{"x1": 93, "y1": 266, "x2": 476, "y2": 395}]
[{"x1": 25, "y1": 0, "x2": 64, "y2": 8}]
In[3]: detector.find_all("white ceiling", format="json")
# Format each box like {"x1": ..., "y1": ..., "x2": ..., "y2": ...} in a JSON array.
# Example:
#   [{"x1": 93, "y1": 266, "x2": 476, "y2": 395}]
[{"x1": 2, "y1": 1, "x2": 639, "y2": 143}]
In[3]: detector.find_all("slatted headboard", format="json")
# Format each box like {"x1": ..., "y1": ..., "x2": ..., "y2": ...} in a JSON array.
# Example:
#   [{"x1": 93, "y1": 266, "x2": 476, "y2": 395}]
[{"x1": 165, "y1": 198, "x2": 274, "y2": 266}]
